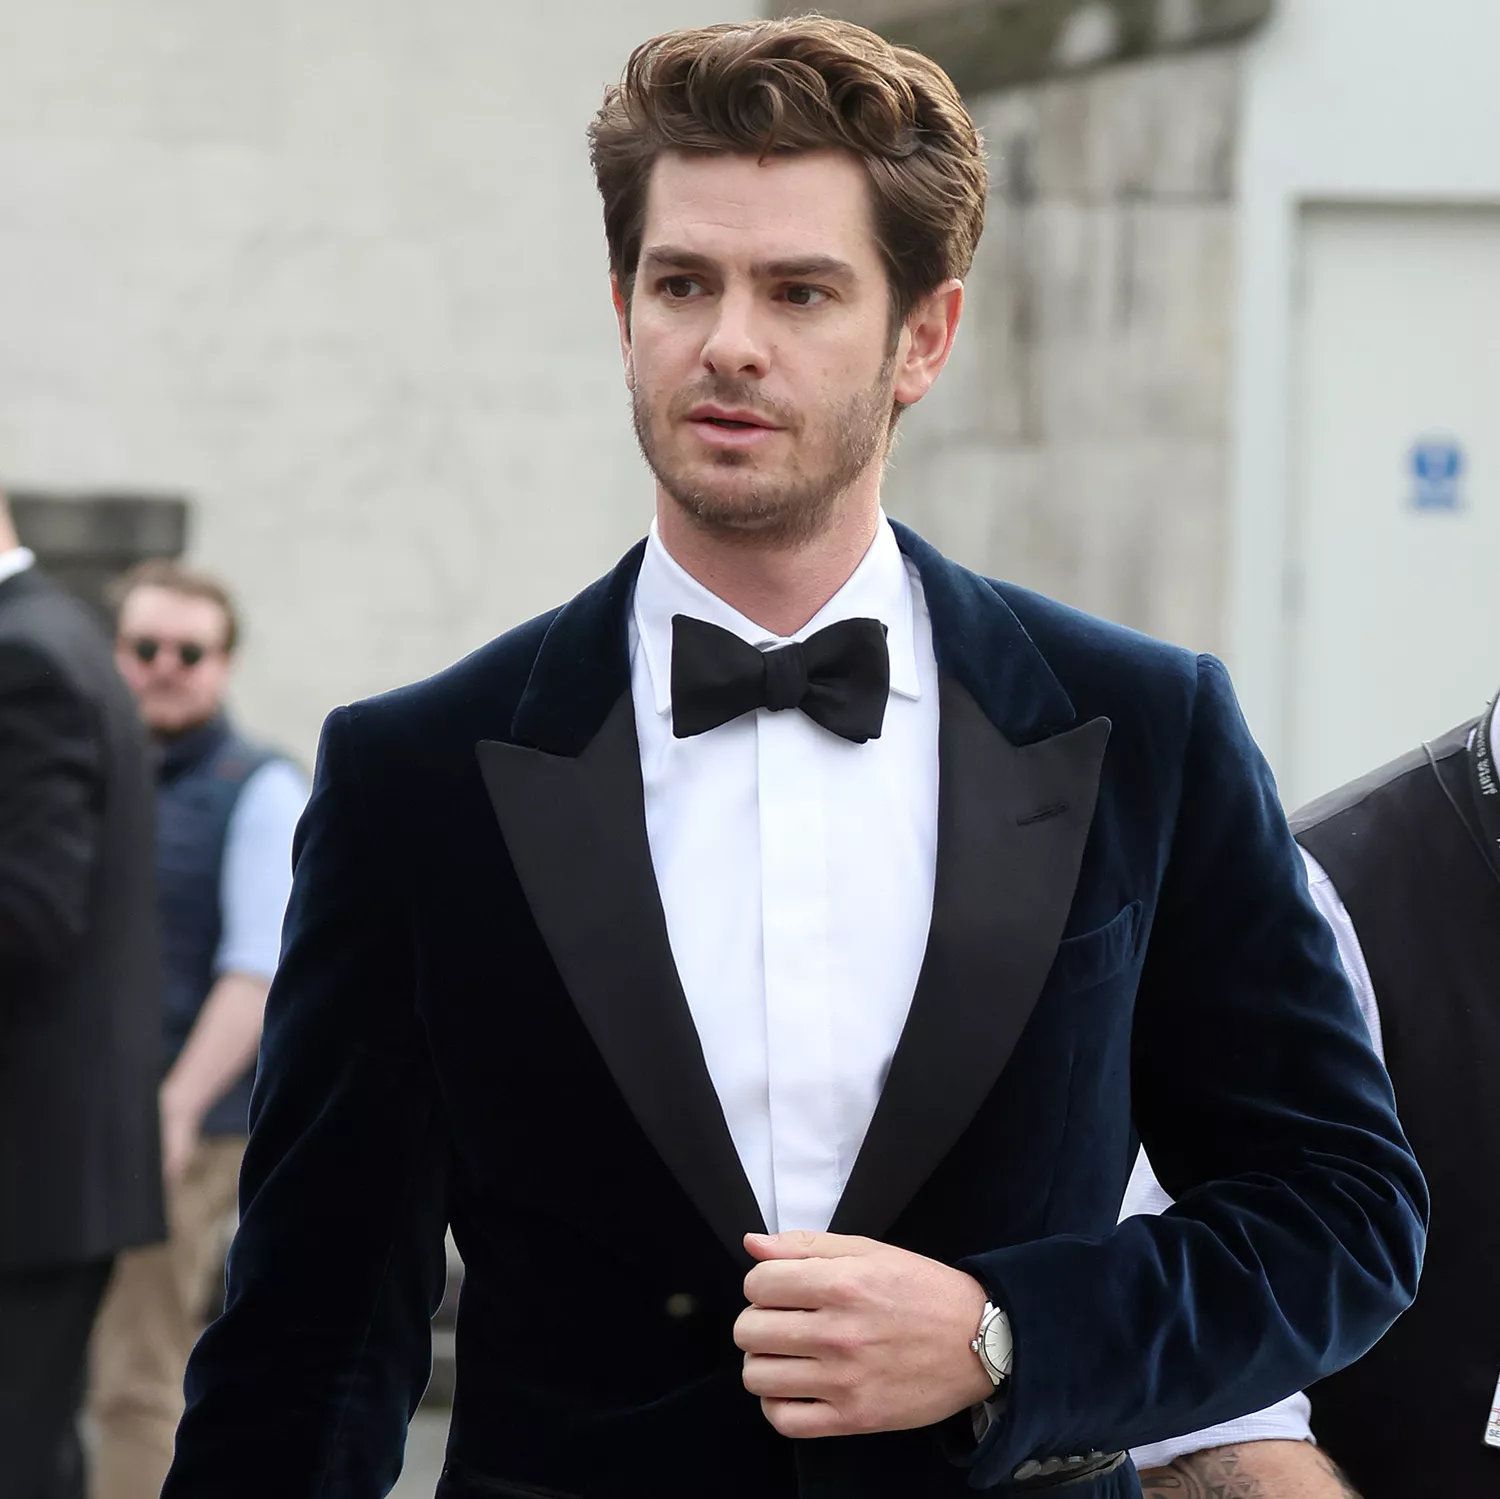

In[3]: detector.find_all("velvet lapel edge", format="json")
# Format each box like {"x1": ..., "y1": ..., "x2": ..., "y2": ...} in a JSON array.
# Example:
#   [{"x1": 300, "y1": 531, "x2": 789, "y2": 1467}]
[
  {"x1": 830, "y1": 678, "x2": 1112, "y2": 1240},
  {"x1": 476, "y1": 696, "x2": 766, "y2": 1267},
  {"x1": 509, "y1": 539, "x2": 645, "y2": 754},
  {"x1": 891, "y1": 520, "x2": 1075, "y2": 746}
]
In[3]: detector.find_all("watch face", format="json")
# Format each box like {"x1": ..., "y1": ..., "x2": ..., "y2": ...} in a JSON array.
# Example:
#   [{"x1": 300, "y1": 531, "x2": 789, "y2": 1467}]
[{"x1": 983, "y1": 1313, "x2": 1014, "y2": 1379}]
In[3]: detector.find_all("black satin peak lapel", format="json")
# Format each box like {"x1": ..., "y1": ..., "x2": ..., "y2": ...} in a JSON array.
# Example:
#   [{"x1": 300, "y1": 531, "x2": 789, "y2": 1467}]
[
  {"x1": 476, "y1": 695, "x2": 767, "y2": 1264},
  {"x1": 829, "y1": 677, "x2": 1111, "y2": 1240}
]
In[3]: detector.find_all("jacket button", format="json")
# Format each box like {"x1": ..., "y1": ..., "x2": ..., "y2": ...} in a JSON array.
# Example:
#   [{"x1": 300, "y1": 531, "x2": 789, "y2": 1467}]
[{"x1": 664, "y1": 1292, "x2": 699, "y2": 1319}]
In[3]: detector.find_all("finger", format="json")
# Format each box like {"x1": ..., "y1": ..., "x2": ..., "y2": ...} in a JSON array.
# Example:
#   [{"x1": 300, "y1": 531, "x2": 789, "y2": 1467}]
[
  {"x1": 760, "y1": 1395, "x2": 852, "y2": 1440},
  {"x1": 744, "y1": 1230, "x2": 876, "y2": 1262},
  {"x1": 741, "y1": 1352, "x2": 832, "y2": 1401},
  {"x1": 743, "y1": 1257, "x2": 838, "y2": 1310},
  {"x1": 734, "y1": 1305, "x2": 821, "y2": 1355}
]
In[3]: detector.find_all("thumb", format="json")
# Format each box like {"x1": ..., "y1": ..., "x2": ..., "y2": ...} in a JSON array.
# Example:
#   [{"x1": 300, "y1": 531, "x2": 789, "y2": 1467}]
[{"x1": 743, "y1": 1229, "x2": 875, "y2": 1261}]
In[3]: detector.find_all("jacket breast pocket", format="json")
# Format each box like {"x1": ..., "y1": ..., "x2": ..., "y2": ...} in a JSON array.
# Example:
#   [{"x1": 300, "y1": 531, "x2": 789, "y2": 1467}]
[{"x1": 1048, "y1": 900, "x2": 1143, "y2": 994}]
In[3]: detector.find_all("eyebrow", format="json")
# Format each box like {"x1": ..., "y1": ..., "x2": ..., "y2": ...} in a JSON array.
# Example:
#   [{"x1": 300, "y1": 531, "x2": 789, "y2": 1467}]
[{"x1": 638, "y1": 245, "x2": 857, "y2": 283}]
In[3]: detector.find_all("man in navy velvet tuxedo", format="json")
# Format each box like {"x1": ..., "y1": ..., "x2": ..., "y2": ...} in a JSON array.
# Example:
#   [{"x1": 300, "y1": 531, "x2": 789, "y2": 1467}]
[{"x1": 163, "y1": 18, "x2": 1426, "y2": 1499}]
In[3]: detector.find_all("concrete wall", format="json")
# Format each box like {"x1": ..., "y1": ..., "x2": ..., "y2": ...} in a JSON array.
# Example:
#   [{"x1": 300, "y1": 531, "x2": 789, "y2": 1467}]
[
  {"x1": 885, "y1": 48, "x2": 1240, "y2": 654},
  {"x1": 770, "y1": 0, "x2": 1270, "y2": 92},
  {"x1": 38, "y1": 3, "x2": 1479, "y2": 767},
  {"x1": 0, "y1": 0, "x2": 740, "y2": 761},
  {"x1": 1229, "y1": 0, "x2": 1500, "y2": 771},
  {"x1": 757, "y1": 0, "x2": 1244, "y2": 652}
]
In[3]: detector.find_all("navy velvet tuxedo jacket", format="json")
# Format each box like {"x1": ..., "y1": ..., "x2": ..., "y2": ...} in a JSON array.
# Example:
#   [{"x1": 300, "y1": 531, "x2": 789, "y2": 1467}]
[{"x1": 165, "y1": 526, "x2": 1425, "y2": 1499}]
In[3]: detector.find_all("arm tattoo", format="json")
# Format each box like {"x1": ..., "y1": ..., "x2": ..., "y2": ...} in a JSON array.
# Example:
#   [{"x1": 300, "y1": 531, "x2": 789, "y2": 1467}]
[
  {"x1": 1312, "y1": 1449, "x2": 1363, "y2": 1497},
  {"x1": 1138, "y1": 1444, "x2": 1364, "y2": 1499},
  {"x1": 1139, "y1": 1471, "x2": 1209, "y2": 1499},
  {"x1": 1141, "y1": 1446, "x2": 1264, "y2": 1497}
]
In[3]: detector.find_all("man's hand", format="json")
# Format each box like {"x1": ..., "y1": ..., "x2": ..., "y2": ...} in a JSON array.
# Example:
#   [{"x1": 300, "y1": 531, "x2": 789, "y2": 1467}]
[
  {"x1": 159, "y1": 1090, "x2": 201, "y2": 1187},
  {"x1": 734, "y1": 1230, "x2": 994, "y2": 1439},
  {"x1": 158, "y1": 970, "x2": 270, "y2": 1186}
]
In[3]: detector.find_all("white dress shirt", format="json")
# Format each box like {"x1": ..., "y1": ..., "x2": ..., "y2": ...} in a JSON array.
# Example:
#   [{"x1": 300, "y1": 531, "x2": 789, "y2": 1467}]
[
  {"x1": 629, "y1": 515, "x2": 939, "y2": 1235},
  {"x1": 1123, "y1": 848, "x2": 1385, "y2": 1470}
]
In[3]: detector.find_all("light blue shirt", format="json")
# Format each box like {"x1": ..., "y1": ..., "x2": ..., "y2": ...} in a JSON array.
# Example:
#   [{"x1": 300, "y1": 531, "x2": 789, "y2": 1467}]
[
  {"x1": 214, "y1": 757, "x2": 307, "y2": 980},
  {"x1": 0, "y1": 547, "x2": 36, "y2": 586}
]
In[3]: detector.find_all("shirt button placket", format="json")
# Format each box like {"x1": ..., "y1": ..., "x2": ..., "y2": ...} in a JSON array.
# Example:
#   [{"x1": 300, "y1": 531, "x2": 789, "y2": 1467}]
[{"x1": 757, "y1": 705, "x2": 837, "y2": 1234}]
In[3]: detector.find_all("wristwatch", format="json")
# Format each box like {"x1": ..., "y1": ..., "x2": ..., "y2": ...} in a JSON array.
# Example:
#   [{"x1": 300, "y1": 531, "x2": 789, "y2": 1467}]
[{"x1": 970, "y1": 1300, "x2": 1013, "y2": 1389}]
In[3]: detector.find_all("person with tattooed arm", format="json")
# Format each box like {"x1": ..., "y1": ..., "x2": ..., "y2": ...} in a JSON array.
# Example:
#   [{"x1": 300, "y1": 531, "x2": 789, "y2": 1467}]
[{"x1": 1131, "y1": 686, "x2": 1500, "y2": 1498}]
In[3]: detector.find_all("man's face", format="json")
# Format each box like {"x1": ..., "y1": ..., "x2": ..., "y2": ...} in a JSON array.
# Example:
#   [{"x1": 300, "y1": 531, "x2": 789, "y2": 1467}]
[
  {"x1": 114, "y1": 586, "x2": 234, "y2": 735},
  {"x1": 619, "y1": 149, "x2": 903, "y2": 547}
]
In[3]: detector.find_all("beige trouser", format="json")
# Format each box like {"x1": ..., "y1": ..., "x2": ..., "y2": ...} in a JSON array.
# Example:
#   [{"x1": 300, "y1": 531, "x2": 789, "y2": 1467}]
[{"x1": 87, "y1": 1135, "x2": 244, "y2": 1499}]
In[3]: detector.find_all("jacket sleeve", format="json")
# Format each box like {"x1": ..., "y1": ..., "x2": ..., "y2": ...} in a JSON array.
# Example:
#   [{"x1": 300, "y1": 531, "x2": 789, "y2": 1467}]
[
  {"x1": 0, "y1": 639, "x2": 101, "y2": 986},
  {"x1": 1122, "y1": 847, "x2": 1391, "y2": 1473},
  {"x1": 956, "y1": 655, "x2": 1427, "y2": 1487},
  {"x1": 164, "y1": 706, "x2": 449, "y2": 1499}
]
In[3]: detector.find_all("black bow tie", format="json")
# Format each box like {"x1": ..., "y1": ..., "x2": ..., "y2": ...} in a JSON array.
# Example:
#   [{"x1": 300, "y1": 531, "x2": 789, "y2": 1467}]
[{"x1": 670, "y1": 614, "x2": 890, "y2": 744}]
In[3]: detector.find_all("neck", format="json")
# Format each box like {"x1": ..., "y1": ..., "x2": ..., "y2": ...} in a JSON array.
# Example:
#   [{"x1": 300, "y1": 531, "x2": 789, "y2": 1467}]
[
  {"x1": 655, "y1": 486, "x2": 883, "y2": 637},
  {"x1": 155, "y1": 713, "x2": 227, "y2": 748},
  {"x1": 0, "y1": 515, "x2": 19, "y2": 554}
]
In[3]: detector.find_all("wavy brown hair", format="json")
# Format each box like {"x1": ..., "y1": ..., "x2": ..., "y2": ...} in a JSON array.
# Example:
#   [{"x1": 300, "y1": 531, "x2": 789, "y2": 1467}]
[
  {"x1": 109, "y1": 559, "x2": 241, "y2": 654},
  {"x1": 588, "y1": 17, "x2": 987, "y2": 326}
]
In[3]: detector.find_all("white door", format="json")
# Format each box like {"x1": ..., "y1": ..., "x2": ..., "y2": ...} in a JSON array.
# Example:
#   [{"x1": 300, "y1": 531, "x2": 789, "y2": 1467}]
[{"x1": 1286, "y1": 204, "x2": 1500, "y2": 809}]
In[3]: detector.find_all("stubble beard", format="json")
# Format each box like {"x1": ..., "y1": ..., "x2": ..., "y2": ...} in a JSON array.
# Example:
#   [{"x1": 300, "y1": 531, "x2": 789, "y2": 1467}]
[{"x1": 632, "y1": 360, "x2": 896, "y2": 548}]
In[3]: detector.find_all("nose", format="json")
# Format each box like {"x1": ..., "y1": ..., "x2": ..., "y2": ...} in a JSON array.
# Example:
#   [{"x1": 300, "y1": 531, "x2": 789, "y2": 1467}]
[
  {"x1": 142, "y1": 652, "x2": 183, "y2": 683},
  {"x1": 700, "y1": 287, "x2": 769, "y2": 380}
]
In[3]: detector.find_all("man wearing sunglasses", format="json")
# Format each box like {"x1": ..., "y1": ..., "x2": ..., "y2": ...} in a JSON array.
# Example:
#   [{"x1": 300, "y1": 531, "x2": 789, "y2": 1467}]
[{"x1": 88, "y1": 560, "x2": 307, "y2": 1499}]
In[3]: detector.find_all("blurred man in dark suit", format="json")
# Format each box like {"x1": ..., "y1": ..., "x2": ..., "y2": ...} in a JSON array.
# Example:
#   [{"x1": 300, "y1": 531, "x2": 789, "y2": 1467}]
[
  {"x1": 0, "y1": 490, "x2": 164, "y2": 1499},
  {"x1": 88, "y1": 560, "x2": 304, "y2": 1499}
]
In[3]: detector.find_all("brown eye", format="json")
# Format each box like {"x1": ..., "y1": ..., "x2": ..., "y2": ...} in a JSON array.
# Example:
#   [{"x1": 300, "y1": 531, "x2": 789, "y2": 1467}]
[{"x1": 784, "y1": 285, "x2": 829, "y2": 307}]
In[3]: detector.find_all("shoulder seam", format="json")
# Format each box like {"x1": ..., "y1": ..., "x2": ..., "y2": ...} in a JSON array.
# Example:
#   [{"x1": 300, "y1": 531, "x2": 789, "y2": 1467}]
[{"x1": 1292, "y1": 725, "x2": 1473, "y2": 835}]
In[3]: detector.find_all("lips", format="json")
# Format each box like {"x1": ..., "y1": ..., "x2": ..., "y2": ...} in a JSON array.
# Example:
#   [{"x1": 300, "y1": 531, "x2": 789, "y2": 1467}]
[{"x1": 687, "y1": 405, "x2": 781, "y2": 431}]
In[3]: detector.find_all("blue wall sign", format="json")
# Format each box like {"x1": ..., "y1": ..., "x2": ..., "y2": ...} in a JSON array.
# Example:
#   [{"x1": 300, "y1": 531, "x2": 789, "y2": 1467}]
[{"x1": 1409, "y1": 437, "x2": 1466, "y2": 512}]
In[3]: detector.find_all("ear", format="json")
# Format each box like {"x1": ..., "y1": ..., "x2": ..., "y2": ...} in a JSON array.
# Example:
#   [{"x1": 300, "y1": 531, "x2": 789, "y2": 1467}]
[
  {"x1": 891, "y1": 279, "x2": 964, "y2": 409},
  {"x1": 611, "y1": 274, "x2": 634, "y2": 391}
]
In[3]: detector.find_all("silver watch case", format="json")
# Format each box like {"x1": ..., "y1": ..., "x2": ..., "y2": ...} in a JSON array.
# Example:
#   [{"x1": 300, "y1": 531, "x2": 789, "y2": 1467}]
[{"x1": 970, "y1": 1301, "x2": 1014, "y2": 1387}]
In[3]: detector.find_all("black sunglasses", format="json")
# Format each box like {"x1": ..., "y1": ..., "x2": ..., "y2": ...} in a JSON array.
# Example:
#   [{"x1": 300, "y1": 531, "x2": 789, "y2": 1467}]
[{"x1": 126, "y1": 637, "x2": 215, "y2": 668}]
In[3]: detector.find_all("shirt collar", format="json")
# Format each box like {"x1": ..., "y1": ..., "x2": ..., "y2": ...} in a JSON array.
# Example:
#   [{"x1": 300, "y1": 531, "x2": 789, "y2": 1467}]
[
  {"x1": 0, "y1": 548, "x2": 36, "y2": 588},
  {"x1": 156, "y1": 713, "x2": 234, "y2": 783},
  {"x1": 632, "y1": 514, "x2": 922, "y2": 717}
]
